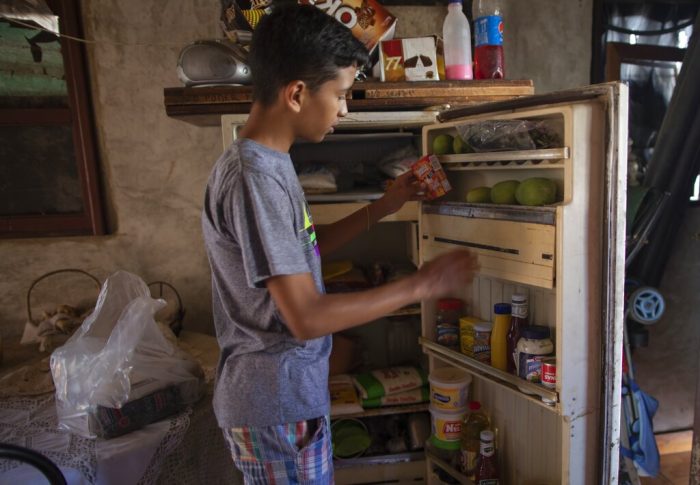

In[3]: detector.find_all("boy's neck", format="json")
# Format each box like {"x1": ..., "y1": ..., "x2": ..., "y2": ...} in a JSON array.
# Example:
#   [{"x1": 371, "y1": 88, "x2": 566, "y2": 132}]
[{"x1": 239, "y1": 102, "x2": 296, "y2": 153}]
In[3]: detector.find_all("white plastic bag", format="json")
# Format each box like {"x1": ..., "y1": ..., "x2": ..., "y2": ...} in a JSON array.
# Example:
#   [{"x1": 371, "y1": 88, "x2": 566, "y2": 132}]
[{"x1": 50, "y1": 271, "x2": 204, "y2": 438}]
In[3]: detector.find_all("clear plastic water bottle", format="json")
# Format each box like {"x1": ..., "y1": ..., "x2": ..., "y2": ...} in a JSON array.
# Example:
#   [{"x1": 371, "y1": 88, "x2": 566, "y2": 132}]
[
  {"x1": 442, "y1": 0, "x2": 473, "y2": 80},
  {"x1": 473, "y1": 0, "x2": 505, "y2": 79}
]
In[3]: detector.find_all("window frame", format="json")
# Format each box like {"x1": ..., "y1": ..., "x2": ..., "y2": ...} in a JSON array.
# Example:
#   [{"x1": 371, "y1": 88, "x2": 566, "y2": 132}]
[{"x1": 0, "y1": 0, "x2": 105, "y2": 238}]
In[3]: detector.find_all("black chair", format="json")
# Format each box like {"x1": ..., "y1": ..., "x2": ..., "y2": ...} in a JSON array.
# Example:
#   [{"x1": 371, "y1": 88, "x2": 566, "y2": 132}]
[{"x1": 0, "y1": 443, "x2": 67, "y2": 485}]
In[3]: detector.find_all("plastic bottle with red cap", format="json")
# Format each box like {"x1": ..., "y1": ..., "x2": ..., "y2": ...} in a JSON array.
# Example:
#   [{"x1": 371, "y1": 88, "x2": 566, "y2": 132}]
[{"x1": 473, "y1": 0, "x2": 505, "y2": 79}]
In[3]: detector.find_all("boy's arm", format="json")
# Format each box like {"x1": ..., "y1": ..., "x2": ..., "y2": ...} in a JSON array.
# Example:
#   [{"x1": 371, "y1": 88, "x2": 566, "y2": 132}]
[
  {"x1": 315, "y1": 171, "x2": 423, "y2": 257},
  {"x1": 266, "y1": 248, "x2": 479, "y2": 340}
]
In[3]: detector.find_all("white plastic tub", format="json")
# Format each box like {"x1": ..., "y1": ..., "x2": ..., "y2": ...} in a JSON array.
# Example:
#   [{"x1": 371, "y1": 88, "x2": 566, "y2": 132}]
[{"x1": 429, "y1": 367, "x2": 472, "y2": 410}]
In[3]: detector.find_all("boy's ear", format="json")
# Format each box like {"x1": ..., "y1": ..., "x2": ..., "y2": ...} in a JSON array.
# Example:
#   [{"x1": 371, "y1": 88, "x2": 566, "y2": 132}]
[{"x1": 283, "y1": 80, "x2": 306, "y2": 113}]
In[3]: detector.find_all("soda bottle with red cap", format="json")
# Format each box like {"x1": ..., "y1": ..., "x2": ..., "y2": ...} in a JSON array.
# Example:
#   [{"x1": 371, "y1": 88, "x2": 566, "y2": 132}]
[{"x1": 472, "y1": 0, "x2": 505, "y2": 79}]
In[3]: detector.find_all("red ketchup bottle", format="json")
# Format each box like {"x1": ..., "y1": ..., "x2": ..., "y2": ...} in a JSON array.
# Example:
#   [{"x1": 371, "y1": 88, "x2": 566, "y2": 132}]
[{"x1": 474, "y1": 429, "x2": 500, "y2": 484}]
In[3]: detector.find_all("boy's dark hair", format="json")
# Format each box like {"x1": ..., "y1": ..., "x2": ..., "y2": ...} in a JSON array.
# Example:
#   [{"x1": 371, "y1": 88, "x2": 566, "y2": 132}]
[{"x1": 248, "y1": 4, "x2": 369, "y2": 106}]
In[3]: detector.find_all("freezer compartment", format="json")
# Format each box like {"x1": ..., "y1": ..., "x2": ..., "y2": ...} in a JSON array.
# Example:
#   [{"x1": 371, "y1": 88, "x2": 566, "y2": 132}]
[
  {"x1": 222, "y1": 111, "x2": 438, "y2": 224},
  {"x1": 295, "y1": 131, "x2": 422, "y2": 223},
  {"x1": 422, "y1": 107, "x2": 573, "y2": 206},
  {"x1": 421, "y1": 206, "x2": 556, "y2": 289}
]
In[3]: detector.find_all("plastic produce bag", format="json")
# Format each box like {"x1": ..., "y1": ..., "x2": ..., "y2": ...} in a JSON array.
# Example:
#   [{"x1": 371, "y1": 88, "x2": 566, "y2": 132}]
[
  {"x1": 50, "y1": 271, "x2": 205, "y2": 439},
  {"x1": 455, "y1": 119, "x2": 561, "y2": 152}
]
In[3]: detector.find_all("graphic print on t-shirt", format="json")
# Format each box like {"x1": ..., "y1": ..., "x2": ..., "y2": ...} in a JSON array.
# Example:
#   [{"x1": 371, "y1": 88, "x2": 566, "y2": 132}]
[{"x1": 301, "y1": 202, "x2": 320, "y2": 257}]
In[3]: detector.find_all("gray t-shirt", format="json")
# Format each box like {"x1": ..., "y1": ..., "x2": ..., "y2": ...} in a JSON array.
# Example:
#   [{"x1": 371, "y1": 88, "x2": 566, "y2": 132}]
[{"x1": 202, "y1": 138, "x2": 330, "y2": 428}]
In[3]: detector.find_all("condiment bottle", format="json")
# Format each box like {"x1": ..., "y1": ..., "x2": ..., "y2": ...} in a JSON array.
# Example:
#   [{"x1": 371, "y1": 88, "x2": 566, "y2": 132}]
[
  {"x1": 490, "y1": 303, "x2": 510, "y2": 371},
  {"x1": 460, "y1": 401, "x2": 490, "y2": 478},
  {"x1": 506, "y1": 293, "x2": 529, "y2": 374},
  {"x1": 474, "y1": 429, "x2": 500, "y2": 483}
]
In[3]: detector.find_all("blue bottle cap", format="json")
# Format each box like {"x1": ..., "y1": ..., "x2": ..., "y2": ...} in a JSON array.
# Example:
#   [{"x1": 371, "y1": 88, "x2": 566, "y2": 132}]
[
  {"x1": 521, "y1": 325, "x2": 551, "y2": 340},
  {"x1": 448, "y1": 0, "x2": 463, "y2": 4},
  {"x1": 494, "y1": 303, "x2": 511, "y2": 314}
]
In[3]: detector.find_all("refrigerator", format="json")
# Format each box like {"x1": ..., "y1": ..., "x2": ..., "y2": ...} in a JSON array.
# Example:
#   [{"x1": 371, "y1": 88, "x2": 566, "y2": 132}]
[{"x1": 220, "y1": 82, "x2": 628, "y2": 485}]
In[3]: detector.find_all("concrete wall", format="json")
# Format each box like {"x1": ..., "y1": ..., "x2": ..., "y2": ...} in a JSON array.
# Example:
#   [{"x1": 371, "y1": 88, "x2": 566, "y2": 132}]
[
  {"x1": 0, "y1": 1, "x2": 593, "y2": 343},
  {"x1": 393, "y1": 0, "x2": 593, "y2": 94}
]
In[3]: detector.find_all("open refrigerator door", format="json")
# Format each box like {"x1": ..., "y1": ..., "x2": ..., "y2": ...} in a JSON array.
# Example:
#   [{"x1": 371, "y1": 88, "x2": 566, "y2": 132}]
[{"x1": 418, "y1": 83, "x2": 628, "y2": 485}]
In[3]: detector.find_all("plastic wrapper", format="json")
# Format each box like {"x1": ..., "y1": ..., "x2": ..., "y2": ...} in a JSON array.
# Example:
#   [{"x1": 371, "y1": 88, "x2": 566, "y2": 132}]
[
  {"x1": 50, "y1": 271, "x2": 205, "y2": 439},
  {"x1": 455, "y1": 119, "x2": 561, "y2": 153},
  {"x1": 378, "y1": 144, "x2": 418, "y2": 178}
]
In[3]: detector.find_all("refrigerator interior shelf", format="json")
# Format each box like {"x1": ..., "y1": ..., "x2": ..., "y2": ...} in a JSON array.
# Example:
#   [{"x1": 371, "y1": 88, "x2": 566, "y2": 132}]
[
  {"x1": 309, "y1": 201, "x2": 419, "y2": 225},
  {"x1": 386, "y1": 304, "x2": 421, "y2": 318},
  {"x1": 331, "y1": 402, "x2": 429, "y2": 420},
  {"x1": 426, "y1": 450, "x2": 472, "y2": 485},
  {"x1": 306, "y1": 190, "x2": 384, "y2": 202},
  {"x1": 296, "y1": 131, "x2": 417, "y2": 143},
  {"x1": 334, "y1": 450, "x2": 425, "y2": 469},
  {"x1": 420, "y1": 338, "x2": 559, "y2": 413},
  {"x1": 439, "y1": 146, "x2": 569, "y2": 168}
]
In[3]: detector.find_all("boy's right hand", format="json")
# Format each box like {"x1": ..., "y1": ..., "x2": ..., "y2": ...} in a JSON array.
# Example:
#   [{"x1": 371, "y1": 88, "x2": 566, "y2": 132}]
[{"x1": 414, "y1": 249, "x2": 480, "y2": 300}]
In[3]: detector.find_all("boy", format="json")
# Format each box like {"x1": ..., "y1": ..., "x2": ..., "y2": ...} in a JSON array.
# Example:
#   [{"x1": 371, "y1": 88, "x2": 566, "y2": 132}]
[{"x1": 202, "y1": 4, "x2": 479, "y2": 483}]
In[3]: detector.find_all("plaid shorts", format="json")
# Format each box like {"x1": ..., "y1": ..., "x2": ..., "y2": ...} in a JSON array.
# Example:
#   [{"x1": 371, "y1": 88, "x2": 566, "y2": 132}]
[{"x1": 222, "y1": 416, "x2": 334, "y2": 485}]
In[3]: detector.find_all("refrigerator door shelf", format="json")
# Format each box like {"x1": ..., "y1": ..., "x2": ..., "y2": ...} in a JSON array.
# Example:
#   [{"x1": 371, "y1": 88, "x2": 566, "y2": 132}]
[
  {"x1": 420, "y1": 338, "x2": 559, "y2": 412},
  {"x1": 438, "y1": 146, "x2": 569, "y2": 167}
]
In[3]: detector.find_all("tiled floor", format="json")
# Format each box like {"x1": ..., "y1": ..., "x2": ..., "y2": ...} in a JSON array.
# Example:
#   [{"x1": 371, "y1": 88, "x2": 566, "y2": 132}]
[{"x1": 639, "y1": 430, "x2": 692, "y2": 485}]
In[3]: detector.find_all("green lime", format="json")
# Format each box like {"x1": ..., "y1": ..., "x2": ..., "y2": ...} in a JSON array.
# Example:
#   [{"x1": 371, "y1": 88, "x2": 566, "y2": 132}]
[
  {"x1": 515, "y1": 177, "x2": 558, "y2": 206},
  {"x1": 453, "y1": 135, "x2": 474, "y2": 154},
  {"x1": 466, "y1": 186, "x2": 491, "y2": 203},
  {"x1": 432, "y1": 134, "x2": 454, "y2": 155},
  {"x1": 491, "y1": 180, "x2": 520, "y2": 204}
]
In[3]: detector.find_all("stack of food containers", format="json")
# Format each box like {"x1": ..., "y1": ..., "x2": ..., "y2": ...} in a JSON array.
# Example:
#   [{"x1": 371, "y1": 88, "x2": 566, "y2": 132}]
[{"x1": 428, "y1": 366, "x2": 471, "y2": 461}]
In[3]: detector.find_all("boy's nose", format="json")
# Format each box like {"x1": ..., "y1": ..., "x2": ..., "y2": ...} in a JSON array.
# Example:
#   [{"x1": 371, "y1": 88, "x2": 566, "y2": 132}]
[{"x1": 338, "y1": 99, "x2": 348, "y2": 117}]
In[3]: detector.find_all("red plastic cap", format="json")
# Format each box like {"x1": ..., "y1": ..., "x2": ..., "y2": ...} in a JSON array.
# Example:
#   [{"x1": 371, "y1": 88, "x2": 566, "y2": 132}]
[
  {"x1": 438, "y1": 298, "x2": 464, "y2": 310},
  {"x1": 469, "y1": 401, "x2": 481, "y2": 411}
]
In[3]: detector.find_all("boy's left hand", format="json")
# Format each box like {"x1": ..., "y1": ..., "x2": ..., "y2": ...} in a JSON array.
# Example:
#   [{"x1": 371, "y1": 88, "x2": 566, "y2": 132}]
[{"x1": 380, "y1": 170, "x2": 427, "y2": 215}]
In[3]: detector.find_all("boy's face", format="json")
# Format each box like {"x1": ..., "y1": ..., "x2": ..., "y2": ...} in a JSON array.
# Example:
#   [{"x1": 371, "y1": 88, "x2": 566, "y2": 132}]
[{"x1": 297, "y1": 65, "x2": 357, "y2": 143}]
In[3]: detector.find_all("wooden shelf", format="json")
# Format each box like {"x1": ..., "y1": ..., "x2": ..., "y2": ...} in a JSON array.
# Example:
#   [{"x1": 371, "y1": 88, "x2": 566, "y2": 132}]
[
  {"x1": 164, "y1": 80, "x2": 534, "y2": 126},
  {"x1": 420, "y1": 338, "x2": 559, "y2": 412}
]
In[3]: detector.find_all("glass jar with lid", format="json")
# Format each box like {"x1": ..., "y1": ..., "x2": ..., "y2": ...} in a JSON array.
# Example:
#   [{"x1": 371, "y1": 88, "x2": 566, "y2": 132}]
[
  {"x1": 516, "y1": 325, "x2": 553, "y2": 382},
  {"x1": 435, "y1": 298, "x2": 464, "y2": 351}
]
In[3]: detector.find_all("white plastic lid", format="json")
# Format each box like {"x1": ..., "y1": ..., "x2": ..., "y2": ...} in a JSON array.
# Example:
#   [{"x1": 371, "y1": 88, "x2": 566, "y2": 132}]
[
  {"x1": 429, "y1": 367, "x2": 472, "y2": 386},
  {"x1": 474, "y1": 322, "x2": 493, "y2": 332},
  {"x1": 480, "y1": 429, "x2": 494, "y2": 441}
]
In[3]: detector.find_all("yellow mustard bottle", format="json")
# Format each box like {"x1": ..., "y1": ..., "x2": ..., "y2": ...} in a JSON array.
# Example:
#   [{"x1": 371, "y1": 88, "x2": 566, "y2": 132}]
[{"x1": 490, "y1": 303, "x2": 511, "y2": 371}]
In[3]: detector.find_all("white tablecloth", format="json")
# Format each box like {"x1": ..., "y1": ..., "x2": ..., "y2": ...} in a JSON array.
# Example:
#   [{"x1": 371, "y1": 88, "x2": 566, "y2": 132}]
[
  {"x1": 0, "y1": 392, "x2": 239, "y2": 485},
  {"x1": 0, "y1": 332, "x2": 240, "y2": 485}
]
